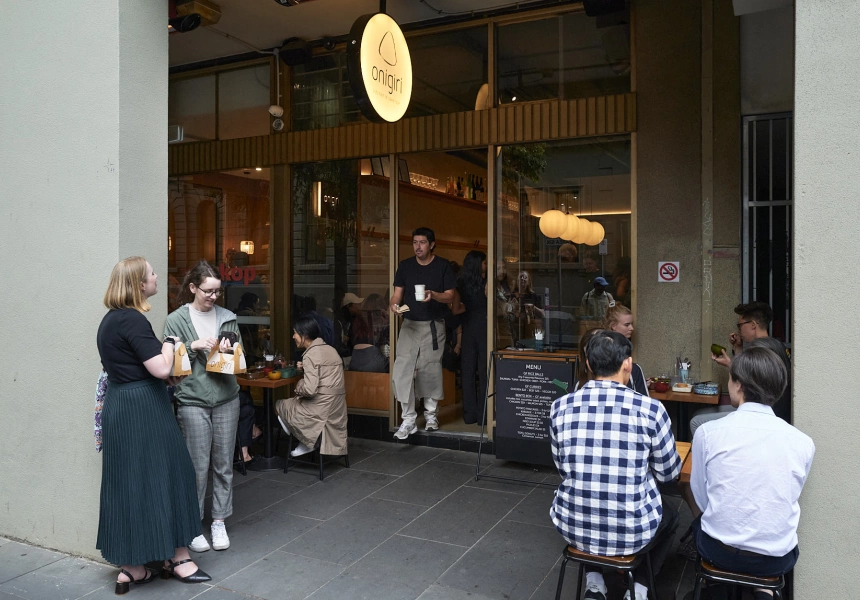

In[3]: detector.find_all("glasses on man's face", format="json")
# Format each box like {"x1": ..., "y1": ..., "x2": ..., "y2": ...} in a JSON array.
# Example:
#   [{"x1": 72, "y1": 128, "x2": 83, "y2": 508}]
[
  {"x1": 198, "y1": 288, "x2": 223, "y2": 298},
  {"x1": 736, "y1": 320, "x2": 752, "y2": 331}
]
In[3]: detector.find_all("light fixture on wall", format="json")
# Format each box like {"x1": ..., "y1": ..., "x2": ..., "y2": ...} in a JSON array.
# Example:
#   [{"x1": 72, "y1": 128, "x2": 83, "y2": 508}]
[
  {"x1": 312, "y1": 181, "x2": 322, "y2": 217},
  {"x1": 539, "y1": 209, "x2": 567, "y2": 238},
  {"x1": 240, "y1": 240, "x2": 255, "y2": 254},
  {"x1": 168, "y1": 236, "x2": 172, "y2": 251}
]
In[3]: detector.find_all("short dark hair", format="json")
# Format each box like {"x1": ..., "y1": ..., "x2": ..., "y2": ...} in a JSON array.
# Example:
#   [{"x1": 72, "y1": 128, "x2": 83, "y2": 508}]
[
  {"x1": 293, "y1": 315, "x2": 321, "y2": 342},
  {"x1": 412, "y1": 227, "x2": 435, "y2": 245},
  {"x1": 584, "y1": 330, "x2": 632, "y2": 377},
  {"x1": 729, "y1": 346, "x2": 787, "y2": 406},
  {"x1": 735, "y1": 301, "x2": 773, "y2": 329}
]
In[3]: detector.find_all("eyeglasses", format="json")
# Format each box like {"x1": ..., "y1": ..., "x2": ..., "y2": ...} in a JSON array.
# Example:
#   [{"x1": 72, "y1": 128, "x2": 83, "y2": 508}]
[
  {"x1": 198, "y1": 288, "x2": 223, "y2": 298},
  {"x1": 736, "y1": 320, "x2": 752, "y2": 330}
]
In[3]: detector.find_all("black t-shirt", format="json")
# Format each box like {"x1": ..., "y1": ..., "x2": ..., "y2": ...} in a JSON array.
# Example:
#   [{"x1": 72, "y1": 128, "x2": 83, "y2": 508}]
[
  {"x1": 97, "y1": 308, "x2": 163, "y2": 384},
  {"x1": 393, "y1": 255, "x2": 457, "y2": 321}
]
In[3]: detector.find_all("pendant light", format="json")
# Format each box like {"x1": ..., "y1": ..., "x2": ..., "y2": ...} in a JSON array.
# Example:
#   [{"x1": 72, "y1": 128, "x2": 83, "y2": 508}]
[
  {"x1": 561, "y1": 213, "x2": 581, "y2": 242},
  {"x1": 539, "y1": 209, "x2": 567, "y2": 238},
  {"x1": 574, "y1": 218, "x2": 591, "y2": 244},
  {"x1": 586, "y1": 221, "x2": 605, "y2": 246}
]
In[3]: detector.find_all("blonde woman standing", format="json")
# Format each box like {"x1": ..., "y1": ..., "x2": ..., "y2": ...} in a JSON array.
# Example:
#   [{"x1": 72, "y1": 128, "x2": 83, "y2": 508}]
[
  {"x1": 96, "y1": 257, "x2": 209, "y2": 594},
  {"x1": 603, "y1": 303, "x2": 649, "y2": 396}
]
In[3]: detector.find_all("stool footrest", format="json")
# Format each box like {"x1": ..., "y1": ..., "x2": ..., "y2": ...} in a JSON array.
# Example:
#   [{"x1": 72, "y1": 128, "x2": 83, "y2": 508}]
[{"x1": 699, "y1": 561, "x2": 783, "y2": 587}]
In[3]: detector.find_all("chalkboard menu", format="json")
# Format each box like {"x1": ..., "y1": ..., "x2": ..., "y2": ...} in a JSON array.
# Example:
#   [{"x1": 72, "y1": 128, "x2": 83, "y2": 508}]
[{"x1": 494, "y1": 354, "x2": 575, "y2": 467}]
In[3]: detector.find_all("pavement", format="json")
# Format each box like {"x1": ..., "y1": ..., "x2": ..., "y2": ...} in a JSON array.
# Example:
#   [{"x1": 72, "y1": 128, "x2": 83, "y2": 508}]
[{"x1": 0, "y1": 438, "x2": 699, "y2": 600}]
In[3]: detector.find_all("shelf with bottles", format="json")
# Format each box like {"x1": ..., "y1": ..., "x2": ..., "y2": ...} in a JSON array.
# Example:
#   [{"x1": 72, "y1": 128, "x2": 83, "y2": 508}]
[
  {"x1": 358, "y1": 174, "x2": 488, "y2": 212},
  {"x1": 445, "y1": 173, "x2": 487, "y2": 204}
]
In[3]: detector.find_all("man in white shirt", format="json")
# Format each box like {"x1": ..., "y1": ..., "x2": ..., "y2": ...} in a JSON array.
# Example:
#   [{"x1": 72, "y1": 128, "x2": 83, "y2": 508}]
[{"x1": 690, "y1": 347, "x2": 815, "y2": 600}]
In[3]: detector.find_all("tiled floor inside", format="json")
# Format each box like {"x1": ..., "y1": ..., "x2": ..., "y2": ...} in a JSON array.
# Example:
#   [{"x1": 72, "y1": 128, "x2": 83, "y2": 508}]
[{"x1": 0, "y1": 437, "x2": 699, "y2": 600}]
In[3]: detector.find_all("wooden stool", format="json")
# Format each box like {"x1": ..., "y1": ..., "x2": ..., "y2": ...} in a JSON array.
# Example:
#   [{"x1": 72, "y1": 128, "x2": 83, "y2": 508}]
[
  {"x1": 693, "y1": 560, "x2": 784, "y2": 599},
  {"x1": 554, "y1": 545, "x2": 657, "y2": 600}
]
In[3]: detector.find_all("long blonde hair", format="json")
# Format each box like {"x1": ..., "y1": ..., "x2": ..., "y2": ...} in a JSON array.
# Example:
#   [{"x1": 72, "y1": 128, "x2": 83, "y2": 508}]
[
  {"x1": 103, "y1": 256, "x2": 151, "y2": 312},
  {"x1": 603, "y1": 302, "x2": 632, "y2": 331}
]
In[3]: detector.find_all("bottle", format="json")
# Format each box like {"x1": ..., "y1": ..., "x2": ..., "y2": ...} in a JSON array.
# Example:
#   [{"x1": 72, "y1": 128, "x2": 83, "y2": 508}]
[
  {"x1": 446, "y1": 176, "x2": 455, "y2": 195},
  {"x1": 465, "y1": 174, "x2": 472, "y2": 199},
  {"x1": 456, "y1": 177, "x2": 463, "y2": 197}
]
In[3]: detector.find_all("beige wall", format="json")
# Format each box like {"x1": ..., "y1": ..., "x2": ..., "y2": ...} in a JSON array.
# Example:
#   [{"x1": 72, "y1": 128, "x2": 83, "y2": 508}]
[
  {"x1": 634, "y1": 0, "x2": 741, "y2": 382},
  {"x1": 794, "y1": 0, "x2": 860, "y2": 595},
  {"x1": 0, "y1": 1, "x2": 167, "y2": 558},
  {"x1": 740, "y1": 5, "x2": 794, "y2": 115}
]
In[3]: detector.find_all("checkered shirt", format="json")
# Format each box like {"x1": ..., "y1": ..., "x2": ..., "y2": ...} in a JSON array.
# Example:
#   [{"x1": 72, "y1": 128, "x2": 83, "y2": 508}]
[{"x1": 549, "y1": 379, "x2": 681, "y2": 556}]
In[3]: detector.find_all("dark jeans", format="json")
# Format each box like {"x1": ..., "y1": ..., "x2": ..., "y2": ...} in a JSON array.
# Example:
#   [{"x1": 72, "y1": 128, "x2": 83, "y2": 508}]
[
  {"x1": 692, "y1": 516, "x2": 798, "y2": 599},
  {"x1": 460, "y1": 319, "x2": 488, "y2": 424},
  {"x1": 587, "y1": 497, "x2": 680, "y2": 587},
  {"x1": 237, "y1": 391, "x2": 256, "y2": 447}
]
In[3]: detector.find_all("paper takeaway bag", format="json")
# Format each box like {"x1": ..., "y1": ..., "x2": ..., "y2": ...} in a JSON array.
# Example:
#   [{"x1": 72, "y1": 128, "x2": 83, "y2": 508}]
[
  {"x1": 205, "y1": 343, "x2": 247, "y2": 375},
  {"x1": 173, "y1": 342, "x2": 192, "y2": 376}
]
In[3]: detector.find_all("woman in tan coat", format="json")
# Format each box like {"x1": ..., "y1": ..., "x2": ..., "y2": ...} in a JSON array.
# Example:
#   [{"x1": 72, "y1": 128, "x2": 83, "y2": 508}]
[{"x1": 276, "y1": 315, "x2": 348, "y2": 457}]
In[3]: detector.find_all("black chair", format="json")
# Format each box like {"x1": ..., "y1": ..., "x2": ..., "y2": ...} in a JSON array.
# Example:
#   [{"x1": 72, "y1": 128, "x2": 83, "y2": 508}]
[
  {"x1": 554, "y1": 544, "x2": 657, "y2": 600},
  {"x1": 693, "y1": 560, "x2": 785, "y2": 600},
  {"x1": 277, "y1": 417, "x2": 349, "y2": 481},
  {"x1": 233, "y1": 430, "x2": 248, "y2": 476}
]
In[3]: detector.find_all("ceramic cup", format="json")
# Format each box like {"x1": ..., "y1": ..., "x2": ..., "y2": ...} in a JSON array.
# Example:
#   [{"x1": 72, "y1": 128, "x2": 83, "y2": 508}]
[{"x1": 415, "y1": 284, "x2": 426, "y2": 301}]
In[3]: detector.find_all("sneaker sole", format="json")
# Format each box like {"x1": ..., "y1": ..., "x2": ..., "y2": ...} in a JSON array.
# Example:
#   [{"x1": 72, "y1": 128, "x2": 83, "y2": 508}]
[
  {"x1": 212, "y1": 542, "x2": 230, "y2": 551},
  {"x1": 189, "y1": 545, "x2": 210, "y2": 553},
  {"x1": 393, "y1": 426, "x2": 418, "y2": 440}
]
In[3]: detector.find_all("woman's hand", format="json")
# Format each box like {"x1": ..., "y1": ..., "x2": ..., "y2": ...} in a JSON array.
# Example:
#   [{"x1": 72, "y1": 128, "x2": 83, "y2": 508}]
[
  {"x1": 218, "y1": 337, "x2": 233, "y2": 352},
  {"x1": 166, "y1": 375, "x2": 186, "y2": 386},
  {"x1": 454, "y1": 344, "x2": 461, "y2": 355},
  {"x1": 296, "y1": 361, "x2": 303, "y2": 370},
  {"x1": 191, "y1": 337, "x2": 219, "y2": 352}
]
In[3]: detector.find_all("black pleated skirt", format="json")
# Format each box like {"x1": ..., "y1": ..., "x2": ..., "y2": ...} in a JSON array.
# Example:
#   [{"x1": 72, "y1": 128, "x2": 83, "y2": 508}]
[{"x1": 96, "y1": 378, "x2": 201, "y2": 566}]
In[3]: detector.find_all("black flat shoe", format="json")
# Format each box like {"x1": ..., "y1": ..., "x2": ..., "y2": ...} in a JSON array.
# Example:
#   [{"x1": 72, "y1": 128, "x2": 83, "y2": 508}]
[
  {"x1": 161, "y1": 558, "x2": 211, "y2": 584},
  {"x1": 115, "y1": 567, "x2": 158, "y2": 595}
]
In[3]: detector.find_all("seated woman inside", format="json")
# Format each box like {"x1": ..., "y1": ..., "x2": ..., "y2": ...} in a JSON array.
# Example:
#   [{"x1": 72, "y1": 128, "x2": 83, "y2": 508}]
[
  {"x1": 348, "y1": 293, "x2": 389, "y2": 373},
  {"x1": 276, "y1": 316, "x2": 348, "y2": 458}
]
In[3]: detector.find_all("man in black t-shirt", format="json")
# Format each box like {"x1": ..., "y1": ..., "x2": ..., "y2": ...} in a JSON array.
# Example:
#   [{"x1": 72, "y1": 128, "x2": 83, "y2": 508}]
[{"x1": 390, "y1": 227, "x2": 458, "y2": 438}]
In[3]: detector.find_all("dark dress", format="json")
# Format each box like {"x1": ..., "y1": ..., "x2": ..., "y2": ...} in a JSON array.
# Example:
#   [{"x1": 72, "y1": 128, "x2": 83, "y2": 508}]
[
  {"x1": 460, "y1": 287, "x2": 488, "y2": 424},
  {"x1": 96, "y1": 309, "x2": 200, "y2": 566}
]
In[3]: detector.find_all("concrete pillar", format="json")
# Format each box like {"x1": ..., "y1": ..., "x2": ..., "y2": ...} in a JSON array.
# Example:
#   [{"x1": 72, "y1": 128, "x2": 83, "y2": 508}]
[
  {"x1": 0, "y1": 1, "x2": 167, "y2": 558},
  {"x1": 794, "y1": 1, "x2": 860, "y2": 595}
]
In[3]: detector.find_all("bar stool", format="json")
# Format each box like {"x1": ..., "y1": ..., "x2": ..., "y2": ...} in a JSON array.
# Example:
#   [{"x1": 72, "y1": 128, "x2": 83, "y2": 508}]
[
  {"x1": 554, "y1": 544, "x2": 657, "y2": 600},
  {"x1": 693, "y1": 560, "x2": 785, "y2": 600},
  {"x1": 277, "y1": 417, "x2": 349, "y2": 481}
]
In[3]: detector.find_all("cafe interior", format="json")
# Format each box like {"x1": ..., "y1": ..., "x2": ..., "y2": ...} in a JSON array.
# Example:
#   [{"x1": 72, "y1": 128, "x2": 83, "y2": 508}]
[{"x1": 167, "y1": 0, "x2": 793, "y2": 445}]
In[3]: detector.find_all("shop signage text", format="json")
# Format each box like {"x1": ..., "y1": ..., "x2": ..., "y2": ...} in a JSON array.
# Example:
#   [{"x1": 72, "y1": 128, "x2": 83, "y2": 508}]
[{"x1": 219, "y1": 264, "x2": 257, "y2": 285}]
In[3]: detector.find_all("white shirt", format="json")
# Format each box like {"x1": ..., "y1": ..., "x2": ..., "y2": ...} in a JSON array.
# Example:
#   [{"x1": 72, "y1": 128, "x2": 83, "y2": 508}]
[
  {"x1": 188, "y1": 305, "x2": 217, "y2": 341},
  {"x1": 691, "y1": 402, "x2": 815, "y2": 556}
]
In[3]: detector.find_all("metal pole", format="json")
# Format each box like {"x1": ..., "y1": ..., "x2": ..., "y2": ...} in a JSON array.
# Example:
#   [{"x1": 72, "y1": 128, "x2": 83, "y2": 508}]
[{"x1": 380, "y1": 0, "x2": 386, "y2": 14}]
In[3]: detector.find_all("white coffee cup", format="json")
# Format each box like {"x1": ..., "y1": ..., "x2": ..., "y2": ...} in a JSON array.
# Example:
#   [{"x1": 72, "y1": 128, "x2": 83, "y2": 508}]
[{"x1": 414, "y1": 284, "x2": 426, "y2": 301}]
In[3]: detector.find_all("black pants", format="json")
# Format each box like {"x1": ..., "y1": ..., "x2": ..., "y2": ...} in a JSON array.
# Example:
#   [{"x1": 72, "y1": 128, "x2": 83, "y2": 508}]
[
  {"x1": 586, "y1": 497, "x2": 680, "y2": 587},
  {"x1": 237, "y1": 390, "x2": 256, "y2": 447},
  {"x1": 460, "y1": 319, "x2": 487, "y2": 425},
  {"x1": 692, "y1": 516, "x2": 797, "y2": 599}
]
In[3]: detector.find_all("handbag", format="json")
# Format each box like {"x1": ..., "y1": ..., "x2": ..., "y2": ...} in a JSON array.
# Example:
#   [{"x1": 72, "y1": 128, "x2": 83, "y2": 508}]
[{"x1": 94, "y1": 370, "x2": 108, "y2": 452}]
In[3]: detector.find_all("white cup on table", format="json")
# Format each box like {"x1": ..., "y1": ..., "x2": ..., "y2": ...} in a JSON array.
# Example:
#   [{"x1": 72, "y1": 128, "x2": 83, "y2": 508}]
[{"x1": 414, "y1": 284, "x2": 426, "y2": 301}]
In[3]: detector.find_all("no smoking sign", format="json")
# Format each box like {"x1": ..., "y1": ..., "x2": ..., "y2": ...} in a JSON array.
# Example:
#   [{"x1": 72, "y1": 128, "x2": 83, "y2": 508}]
[{"x1": 658, "y1": 261, "x2": 680, "y2": 283}]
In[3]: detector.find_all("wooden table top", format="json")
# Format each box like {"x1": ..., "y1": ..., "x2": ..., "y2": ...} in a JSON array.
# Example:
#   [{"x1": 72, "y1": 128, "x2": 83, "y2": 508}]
[
  {"x1": 236, "y1": 374, "x2": 302, "y2": 389},
  {"x1": 678, "y1": 441, "x2": 693, "y2": 483},
  {"x1": 651, "y1": 390, "x2": 720, "y2": 405}
]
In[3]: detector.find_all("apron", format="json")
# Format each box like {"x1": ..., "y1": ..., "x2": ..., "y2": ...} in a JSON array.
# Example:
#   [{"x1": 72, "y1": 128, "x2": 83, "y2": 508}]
[{"x1": 392, "y1": 319, "x2": 445, "y2": 403}]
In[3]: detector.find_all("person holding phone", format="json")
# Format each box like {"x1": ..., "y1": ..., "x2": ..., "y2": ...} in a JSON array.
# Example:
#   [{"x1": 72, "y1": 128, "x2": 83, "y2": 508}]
[{"x1": 164, "y1": 261, "x2": 242, "y2": 554}]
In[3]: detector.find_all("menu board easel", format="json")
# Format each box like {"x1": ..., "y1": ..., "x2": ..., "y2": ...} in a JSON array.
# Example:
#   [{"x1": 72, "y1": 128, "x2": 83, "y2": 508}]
[{"x1": 475, "y1": 350, "x2": 578, "y2": 487}]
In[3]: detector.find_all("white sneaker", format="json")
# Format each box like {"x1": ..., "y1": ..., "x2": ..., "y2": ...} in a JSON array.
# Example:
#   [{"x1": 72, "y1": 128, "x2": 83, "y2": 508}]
[
  {"x1": 211, "y1": 521, "x2": 230, "y2": 551},
  {"x1": 622, "y1": 588, "x2": 647, "y2": 600},
  {"x1": 290, "y1": 442, "x2": 313, "y2": 457},
  {"x1": 189, "y1": 534, "x2": 210, "y2": 553},
  {"x1": 393, "y1": 421, "x2": 417, "y2": 440},
  {"x1": 424, "y1": 415, "x2": 439, "y2": 432}
]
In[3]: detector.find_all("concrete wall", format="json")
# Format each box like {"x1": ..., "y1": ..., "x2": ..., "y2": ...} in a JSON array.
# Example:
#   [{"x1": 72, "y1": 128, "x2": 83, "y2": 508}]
[
  {"x1": 634, "y1": 0, "x2": 741, "y2": 383},
  {"x1": 740, "y1": 5, "x2": 794, "y2": 115},
  {"x1": 794, "y1": 1, "x2": 860, "y2": 595},
  {"x1": 0, "y1": 1, "x2": 167, "y2": 559}
]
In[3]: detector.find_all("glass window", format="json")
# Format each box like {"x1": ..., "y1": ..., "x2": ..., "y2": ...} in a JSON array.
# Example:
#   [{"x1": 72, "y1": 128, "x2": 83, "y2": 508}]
[
  {"x1": 405, "y1": 27, "x2": 488, "y2": 117},
  {"x1": 292, "y1": 53, "x2": 362, "y2": 131},
  {"x1": 494, "y1": 138, "x2": 631, "y2": 351},
  {"x1": 218, "y1": 65, "x2": 271, "y2": 139},
  {"x1": 497, "y1": 12, "x2": 630, "y2": 104},
  {"x1": 168, "y1": 75, "x2": 216, "y2": 142},
  {"x1": 291, "y1": 160, "x2": 390, "y2": 370},
  {"x1": 168, "y1": 169, "x2": 272, "y2": 365}
]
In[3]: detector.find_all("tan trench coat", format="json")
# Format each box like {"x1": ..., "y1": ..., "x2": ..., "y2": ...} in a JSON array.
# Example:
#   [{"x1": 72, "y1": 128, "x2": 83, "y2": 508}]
[{"x1": 275, "y1": 339, "x2": 348, "y2": 456}]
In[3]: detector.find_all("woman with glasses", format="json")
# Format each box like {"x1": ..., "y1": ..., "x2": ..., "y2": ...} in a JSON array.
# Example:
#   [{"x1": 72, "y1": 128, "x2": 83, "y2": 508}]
[{"x1": 164, "y1": 261, "x2": 242, "y2": 556}]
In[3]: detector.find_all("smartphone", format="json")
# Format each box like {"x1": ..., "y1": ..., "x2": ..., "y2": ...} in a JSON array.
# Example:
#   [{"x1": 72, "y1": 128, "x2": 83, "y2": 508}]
[{"x1": 219, "y1": 331, "x2": 237, "y2": 353}]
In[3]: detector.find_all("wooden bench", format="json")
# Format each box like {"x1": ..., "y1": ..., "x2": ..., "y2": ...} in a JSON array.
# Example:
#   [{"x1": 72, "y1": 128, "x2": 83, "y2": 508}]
[{"x1": 343, "y1": 370, "x2": 456, "y2": 412}]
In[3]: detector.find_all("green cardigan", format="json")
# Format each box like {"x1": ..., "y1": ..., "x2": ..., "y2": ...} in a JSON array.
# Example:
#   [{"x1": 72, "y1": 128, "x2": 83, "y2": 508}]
[{"x1": 164, "y1": 304, "x2": 242, "y2": 408}]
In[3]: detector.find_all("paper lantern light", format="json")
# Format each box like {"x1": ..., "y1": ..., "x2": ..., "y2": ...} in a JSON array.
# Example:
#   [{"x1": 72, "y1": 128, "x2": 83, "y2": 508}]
[
  {"x1": 539, "y1": 209, "x2": 568, "y2": 238},
  {"x1": 573, "y1": 218, "x2": 591, "y2": 244},
  {"x1": 561, "y1": 214, "x2": 581, "y2": 242},
  {"x1": 586, "y1": 222, "x2": 605, "y2": 246}
]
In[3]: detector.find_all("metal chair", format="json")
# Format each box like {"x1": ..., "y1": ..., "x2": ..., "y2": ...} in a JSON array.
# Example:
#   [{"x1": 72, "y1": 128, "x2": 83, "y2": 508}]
[
  {"x1": 277, "y1": 417, "x2": 349, "y2": 481},
  {"x1": 693, "y1": 559, "x2": 785, "y2": 600},
  {"x1": 554, "y1": 544, "x2": 657, "y2": 600}
]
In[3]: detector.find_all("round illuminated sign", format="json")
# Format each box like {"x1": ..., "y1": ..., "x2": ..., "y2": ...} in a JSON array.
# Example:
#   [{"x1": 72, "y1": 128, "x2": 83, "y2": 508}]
[{"x1": 347, "y1": 13, "x2": 413, "y2": 123}]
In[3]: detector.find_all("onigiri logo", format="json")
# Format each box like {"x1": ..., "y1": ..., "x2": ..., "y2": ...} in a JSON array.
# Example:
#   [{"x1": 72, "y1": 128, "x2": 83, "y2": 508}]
[{"x1": 349, "y1": 12, "x2": 413, "y2": 122}]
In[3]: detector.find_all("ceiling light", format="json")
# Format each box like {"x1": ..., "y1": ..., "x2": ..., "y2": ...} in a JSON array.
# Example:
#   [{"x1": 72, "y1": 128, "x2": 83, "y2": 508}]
[
  {"x1": 255, "y1": 167, "x2": 262, "y2": 172},
  {"x1": 168, "y1": 14, "x2": 202, "y2": 33}
]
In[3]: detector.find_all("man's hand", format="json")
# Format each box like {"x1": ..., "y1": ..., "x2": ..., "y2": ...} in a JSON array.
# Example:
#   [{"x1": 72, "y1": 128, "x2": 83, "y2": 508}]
[
  {"x1": 729, "y1": 332, "x2": 742, "y2": 351},
  {"x1": 712, "y1": 349, "x2": 731, "y2": 367},
  {"x1": 422, "y1": 290, "x2": 432, "y2": 303}
]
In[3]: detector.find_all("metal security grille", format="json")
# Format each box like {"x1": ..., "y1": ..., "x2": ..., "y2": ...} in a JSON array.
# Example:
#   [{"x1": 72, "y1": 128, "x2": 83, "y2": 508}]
[{"x1": 742, "y1": 113, "x2": 793, "y2": 346}]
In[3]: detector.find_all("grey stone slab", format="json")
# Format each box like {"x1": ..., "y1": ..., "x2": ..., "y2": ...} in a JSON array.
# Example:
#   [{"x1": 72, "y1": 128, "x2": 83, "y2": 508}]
[
  {"x1": 415, "y1": 584, "x2": 499, "y2": 600},
  {"x1": 270, "y1": 469, "x2": 398, "y2": 520},
  {"x1": 284, "y1": 498, "x2": 426, "y2": 566},
  {"x1": 371, "y1": 460, "x2": 475, "y2": 507},
  {"x1": 530, "y1": 561, "x2": 569, "y2": 600},
  {"x1": 400, "y1": 486, "x2": 522, "y2": 548},
  {"x1": 505, "y1": 487, "x2": 557, "y2": 528},
  {"x1": 218, "y1": 550, "x2": 343, "y2": 600},
  {"x1": 0, "y1": 557, "x2": 112, "y2": 600},
  {"x1": 349, "y1": 445, "x2": 442, "y2": 476},
  {"x1": 465, "y1": 462, "x2": 553, "y2": 495},
  {"x1": 196, "y1": 509, "x2": 321, "y2": 585},
  {"x1": 186, "y1": 587, "x2": 253, "y2": 599},
  {"x1": 0, "y1": 538, "x2": 10, "y2": 548},
  {"x1": 439, "y1": 519, "x2": 563, "y2": 600},
  {"x1": 345, "y1": 438, "x2": 392, "y2": 453},
  {"x1": 0, "y1": 542, "x2": 64, "y2": 585},
  {"x1": 308, "y1": 535, "x2": 465, "y2": 600},
  {"x1": 224, "y1": 477, "x2": 306, "y2": 523},
  {"x1": 80, "y1": 580, "x2": 209, "y2": 600},
  {"x1": 339, "y1": 448, "x2": 377, "y2": 467},
  {"x1": 433, "y1": 449, "x2": 493, "y2": 466}
]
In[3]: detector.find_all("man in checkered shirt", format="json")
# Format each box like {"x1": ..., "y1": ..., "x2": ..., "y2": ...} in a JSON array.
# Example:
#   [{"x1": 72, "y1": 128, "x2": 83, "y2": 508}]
[{"x1": 550, "y1": 330, "x2": 682, "y2": 600}]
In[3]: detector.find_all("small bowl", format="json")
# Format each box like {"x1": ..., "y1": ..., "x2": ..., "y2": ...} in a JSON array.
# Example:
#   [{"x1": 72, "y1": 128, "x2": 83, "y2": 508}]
[{"x1": 653, "y1": 382, "x2": 670, "y2": 393}]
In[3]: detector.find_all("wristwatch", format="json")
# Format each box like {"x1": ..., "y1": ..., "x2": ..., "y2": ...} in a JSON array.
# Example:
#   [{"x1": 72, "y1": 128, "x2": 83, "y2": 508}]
[{"x1": 163, "y1": 337, "x2": 176, "y2": 345}]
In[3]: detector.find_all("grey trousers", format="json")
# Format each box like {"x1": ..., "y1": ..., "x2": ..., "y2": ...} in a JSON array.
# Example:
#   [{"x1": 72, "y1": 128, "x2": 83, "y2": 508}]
[
  {"x1": 392, "y1": 319, "x2": 445, "y2": 425},
  {"x1": 177, "y1": 398, "x2": 240, "y2": 521},
  {"x1": 689, "y1": 405, "x2": 736, "y2": 437}
]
